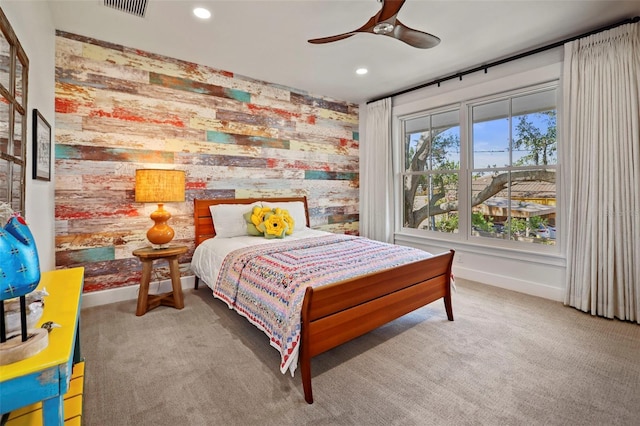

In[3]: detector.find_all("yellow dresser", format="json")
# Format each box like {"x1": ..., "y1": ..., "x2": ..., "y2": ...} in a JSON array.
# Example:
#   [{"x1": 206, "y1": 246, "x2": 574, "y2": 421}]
[{"x1": 0, "y1": 267, "x2": 84, "y2": 425}]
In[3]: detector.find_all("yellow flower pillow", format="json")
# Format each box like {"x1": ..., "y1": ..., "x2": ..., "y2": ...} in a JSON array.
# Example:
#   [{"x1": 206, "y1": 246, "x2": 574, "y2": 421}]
[
  {"x1": 257, "y1": 211, "x2": 289, "y2": 239},
  {"x1": 243, "y1": 206, "x2": 294, "y2": 238},
  {"x1": 243, "y1": 205, "x2": 272, "y2": 236},
  {"x1": 273, "y1": 208, "x2": 294, "y2": 235}
]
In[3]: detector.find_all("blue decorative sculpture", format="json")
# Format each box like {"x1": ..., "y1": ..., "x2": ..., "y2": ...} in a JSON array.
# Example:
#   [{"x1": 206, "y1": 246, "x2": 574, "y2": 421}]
[{"x1": 0, "y1": 214, "x2": 41, "y2": 343}]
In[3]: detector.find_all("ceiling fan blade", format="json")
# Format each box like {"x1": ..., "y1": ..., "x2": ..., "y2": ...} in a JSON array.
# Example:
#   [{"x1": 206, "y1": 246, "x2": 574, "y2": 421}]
[
  {"x1": 391, "y1": 20, "x2": 441, "y2": 49},
  {"x1": 308, "y1": 14, "x2": 377, "y2": 45},
  {"x1": 378, "y1": 0, "x2": 406, "y2": 22},
  {"x1": 308, "y1": 32, "x2": 356, "y2": 44},
  {"x1": 308, "y1": 1, "x2": 440, "y2": 49}
]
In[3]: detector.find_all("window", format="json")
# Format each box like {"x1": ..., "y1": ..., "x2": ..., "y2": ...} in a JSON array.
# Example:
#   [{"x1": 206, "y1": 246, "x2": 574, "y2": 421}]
[
  {"x1": 399, "y1": 84, "x2": 558, "y2": 249},
  {"x1": 402, "y1": 108, "x2": 460, "y2": 234},
  {"x1": 0, "y1": 9, "x2": 29, "y2": 214}
]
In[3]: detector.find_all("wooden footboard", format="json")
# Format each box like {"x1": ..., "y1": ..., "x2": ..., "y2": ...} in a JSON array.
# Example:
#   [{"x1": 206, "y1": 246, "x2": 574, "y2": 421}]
[{"x1": 299, "y1": 249, "x2": 455, "y2": 404}]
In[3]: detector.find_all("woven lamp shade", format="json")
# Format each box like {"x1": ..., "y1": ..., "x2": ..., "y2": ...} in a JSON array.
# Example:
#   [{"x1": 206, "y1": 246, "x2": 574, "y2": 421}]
[
  {"x1": 135, "y1": 169, "x2": 185, "y2": 203},
  {"x1": 135, "y1": 169, "x2": 185, "y2": 247}
]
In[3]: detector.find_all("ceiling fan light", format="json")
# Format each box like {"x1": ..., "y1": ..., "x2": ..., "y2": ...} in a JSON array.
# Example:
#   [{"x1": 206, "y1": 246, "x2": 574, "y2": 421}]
[{"x1": 373, "y1": 22, "x2": 394, "y2": 35}]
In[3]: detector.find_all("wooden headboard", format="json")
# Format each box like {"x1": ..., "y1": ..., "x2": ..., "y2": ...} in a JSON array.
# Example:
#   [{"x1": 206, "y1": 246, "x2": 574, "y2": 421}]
[{"x1": 193, "y1": 197, "x2": 310, "y2": 246}]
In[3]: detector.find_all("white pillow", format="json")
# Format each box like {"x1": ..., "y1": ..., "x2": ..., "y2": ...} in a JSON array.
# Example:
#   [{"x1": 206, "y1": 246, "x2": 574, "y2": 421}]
[
  {"x1": 209, "y1": 202, "x2": 261, "y2": 238},
  {"x1": 266, "y1": 201, "x2": 308, "y2": 231}
]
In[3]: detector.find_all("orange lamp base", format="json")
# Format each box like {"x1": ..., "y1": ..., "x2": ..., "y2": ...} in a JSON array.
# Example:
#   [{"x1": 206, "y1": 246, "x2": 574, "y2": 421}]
[{"x1": 147, "y1": 203, "x2": 175, "y2": 247}]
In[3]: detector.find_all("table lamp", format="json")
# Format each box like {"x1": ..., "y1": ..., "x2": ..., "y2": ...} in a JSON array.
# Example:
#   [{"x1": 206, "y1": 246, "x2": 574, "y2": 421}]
[{"x1": 135, "y1": 169, "x2": 185, "y2": 248}]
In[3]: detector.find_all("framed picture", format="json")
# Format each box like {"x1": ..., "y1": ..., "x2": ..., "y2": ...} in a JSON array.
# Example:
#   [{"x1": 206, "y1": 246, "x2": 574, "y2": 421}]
[{"x1": 32, "y1": 109, "x2": 51, "y2": 181}]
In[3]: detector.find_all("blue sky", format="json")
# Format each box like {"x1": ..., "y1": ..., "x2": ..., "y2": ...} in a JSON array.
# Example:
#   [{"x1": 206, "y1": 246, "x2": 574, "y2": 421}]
[
  {"x1": 407, "y1": 112, "x2": 555, "y2": 171},
  {"x1": 473, "y1": 119, "x2": 512, "y2": 168},
  {"x1": 473, "y1": 113, "x2": 555, "y2": 169}
]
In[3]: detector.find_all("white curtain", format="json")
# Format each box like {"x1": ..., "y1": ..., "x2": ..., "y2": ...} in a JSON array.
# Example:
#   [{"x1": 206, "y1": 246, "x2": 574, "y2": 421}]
[
  {"x1": 360, "y1": 98, "x2": 393, "y2": 242},
  {"x1": 562, "y1": 22, "x2": 640, "y2": 323}
]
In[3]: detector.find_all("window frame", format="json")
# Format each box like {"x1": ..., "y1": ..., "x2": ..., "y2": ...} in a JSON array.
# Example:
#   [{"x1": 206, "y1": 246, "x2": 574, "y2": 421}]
[
  {"x1": 395, "y1": 81, "x2": 560, "y2": 255},
  {"x1": 0, "y1": 9, "x2": 29, "y2": 215}
]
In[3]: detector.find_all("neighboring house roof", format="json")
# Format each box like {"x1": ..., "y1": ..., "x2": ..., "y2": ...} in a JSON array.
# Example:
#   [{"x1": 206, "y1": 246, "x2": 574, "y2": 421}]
[
  {"x1": 472, "y1": 175, "x2": 556, "y2": 199},
  {"x1": 474, "y1": 197, "x2": 556, "y2": 219},
  {"x1": 471, "y1": 175, "x2": 556, "y2": 218}
]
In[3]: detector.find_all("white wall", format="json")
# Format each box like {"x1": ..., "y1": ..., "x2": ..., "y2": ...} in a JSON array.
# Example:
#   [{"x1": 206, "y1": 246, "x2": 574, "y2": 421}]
[
  {"x1": 359, "y1": 49, "x2": 566, "y2": 301},
  {"x1": 2, "y1": 1, "x2": 56, "y2": 270}
]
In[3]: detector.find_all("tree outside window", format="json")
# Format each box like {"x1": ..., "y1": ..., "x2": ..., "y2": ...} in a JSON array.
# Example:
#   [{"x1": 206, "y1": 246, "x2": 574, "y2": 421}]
[{"x1": 403, "y1": 109, "x2": 460, "y2": 234}]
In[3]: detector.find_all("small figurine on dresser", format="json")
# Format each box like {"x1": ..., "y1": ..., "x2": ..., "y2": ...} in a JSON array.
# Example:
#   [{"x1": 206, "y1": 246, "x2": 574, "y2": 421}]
[{"x1": 0, "y1": 202, "x2": 47, "y2": 365}]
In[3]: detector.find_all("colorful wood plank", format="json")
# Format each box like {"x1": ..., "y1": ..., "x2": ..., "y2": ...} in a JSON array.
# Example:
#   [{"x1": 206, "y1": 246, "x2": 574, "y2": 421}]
[{"x1": 54, "y1": 31, "x2": 360, "y2": 292}]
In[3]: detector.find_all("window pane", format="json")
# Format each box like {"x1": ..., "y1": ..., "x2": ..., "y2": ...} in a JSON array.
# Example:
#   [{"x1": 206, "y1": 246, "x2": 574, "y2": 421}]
[
  {"x1": 512, "y1": 89, "x2": 556, "y2": 115},
  {"x1": 403, "y1": 173, "x2": 459, "y2": 233},
  {"x1": 0, "y1": 31, "x2": 9, "y2": 91},
  {"x1": 0, "y1": 96, "x2": 7, "y2": 155},
  {"x1": 512, "y1": 90, "x2": 557, "y2": 166},
  {"x1": 13, "y1": 108, "x2": 22, "y2": 159},
  {"x1": 11, "y1": 161, "x2": 21, "y2": 212},
  {"x1": 472, "y1": 100, "x2": 509, "y2": 168},
  {"x1": 471, "y1": 171, "x2": 505, "y2": 239},
  {"x1": 471, "y1": 169, "x2": 556, "y2": 244},
  {"x1": 405, "y1": 110, "x2": 460, "y2": 172},
  {"x1": 15, "y1": 56, "x2": 24, "y2": 107},
  {"x1": 510, "y1": 168, "x2": 556, "y2": 244},
  {"x1": 0, "y1": 158, "x2": 8, "y2": 203}
]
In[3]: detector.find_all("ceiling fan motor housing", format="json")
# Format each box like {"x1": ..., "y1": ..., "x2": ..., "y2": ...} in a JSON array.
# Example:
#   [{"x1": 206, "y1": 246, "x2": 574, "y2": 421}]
[{"x1": 373, "y1": 22, "x2": 395, "y2": 35}]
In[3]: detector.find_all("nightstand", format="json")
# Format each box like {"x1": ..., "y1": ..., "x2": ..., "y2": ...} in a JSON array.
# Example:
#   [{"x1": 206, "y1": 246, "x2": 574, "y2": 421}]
[{"x1": 132, "y1": 245, "x2": 188, "y2": 316}]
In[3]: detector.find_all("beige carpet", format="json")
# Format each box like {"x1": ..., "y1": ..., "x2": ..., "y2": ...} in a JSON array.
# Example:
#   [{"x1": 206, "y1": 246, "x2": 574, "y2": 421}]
[{"x1": 79, "y1": 279, "x2": 640, "y2": 425}]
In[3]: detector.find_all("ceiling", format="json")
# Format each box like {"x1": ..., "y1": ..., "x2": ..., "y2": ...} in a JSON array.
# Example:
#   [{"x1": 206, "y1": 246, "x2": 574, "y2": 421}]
[{"x1": 47, "y1": 0, "x2": 640, "y2": 104}]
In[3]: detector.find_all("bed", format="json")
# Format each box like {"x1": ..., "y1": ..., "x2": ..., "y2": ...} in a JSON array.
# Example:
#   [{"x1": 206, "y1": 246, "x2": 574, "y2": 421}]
[{"x1": 191, "y1": 197, "x2": 454, "y2": 403}]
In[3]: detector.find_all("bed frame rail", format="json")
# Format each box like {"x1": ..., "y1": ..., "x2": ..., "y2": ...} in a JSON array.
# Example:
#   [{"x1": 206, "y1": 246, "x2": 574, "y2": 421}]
[{"x1": 299, "y1": 249, "x2": 454, "y2": 403}]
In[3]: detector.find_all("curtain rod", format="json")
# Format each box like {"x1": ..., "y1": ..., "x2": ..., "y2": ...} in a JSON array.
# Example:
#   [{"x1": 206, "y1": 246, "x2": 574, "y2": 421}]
[{"x1": 367, "y1": 15, "x2": 640, "y2": 104}]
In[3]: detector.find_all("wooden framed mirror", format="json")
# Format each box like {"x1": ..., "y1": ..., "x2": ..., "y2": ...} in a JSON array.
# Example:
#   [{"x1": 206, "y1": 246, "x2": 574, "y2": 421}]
[{"x1": 0, "y1": 8, "x2": 29, "y2": 215}]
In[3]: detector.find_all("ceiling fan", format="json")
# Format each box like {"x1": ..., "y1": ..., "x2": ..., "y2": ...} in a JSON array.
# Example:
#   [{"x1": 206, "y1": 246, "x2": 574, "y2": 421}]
[{"x1": 308, "y1": 0, "x2": 440, "y2": 49}]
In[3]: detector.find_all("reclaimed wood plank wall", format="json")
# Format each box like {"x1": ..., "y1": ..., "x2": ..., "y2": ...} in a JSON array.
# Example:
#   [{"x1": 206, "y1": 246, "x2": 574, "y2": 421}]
[{"x1": 54, "y1": 31, "x2": 359, "y2": 293}]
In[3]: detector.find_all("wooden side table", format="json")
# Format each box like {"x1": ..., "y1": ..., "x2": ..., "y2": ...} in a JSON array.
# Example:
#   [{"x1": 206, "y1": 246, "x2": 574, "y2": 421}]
[{"x1": 132, "y1": 245, "x2": 188, "y2": 316}]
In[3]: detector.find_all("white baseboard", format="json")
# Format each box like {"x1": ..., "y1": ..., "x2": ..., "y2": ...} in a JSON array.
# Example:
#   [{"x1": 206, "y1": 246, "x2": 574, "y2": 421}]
[
  {"x1": 81, "y1": 275, "x2": 197, "y2": 309},
  {"x1": 453, "y1": 265, "x2": 564, "y2": 301}
]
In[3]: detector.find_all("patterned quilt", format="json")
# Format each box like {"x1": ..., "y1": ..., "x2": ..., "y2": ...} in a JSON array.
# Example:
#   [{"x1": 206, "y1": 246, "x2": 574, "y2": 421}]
[{"x1": 213, "y1": 234, "x2": 432, "y2": 375}]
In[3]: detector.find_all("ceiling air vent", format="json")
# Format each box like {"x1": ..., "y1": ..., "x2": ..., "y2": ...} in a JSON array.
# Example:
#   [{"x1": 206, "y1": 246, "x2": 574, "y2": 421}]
[{"x1": 103, "y1": 0, "x2": 148, "y2": 18}]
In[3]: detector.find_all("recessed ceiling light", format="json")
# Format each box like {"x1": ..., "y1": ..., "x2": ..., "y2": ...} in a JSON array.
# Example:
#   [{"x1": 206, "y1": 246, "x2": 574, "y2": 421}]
[
  {"x1": 193, "y1": 7, "x2": 211, "y2": 19},
  {"x1": 356, "y1": 68, "x2": 368, "y2": 75}
]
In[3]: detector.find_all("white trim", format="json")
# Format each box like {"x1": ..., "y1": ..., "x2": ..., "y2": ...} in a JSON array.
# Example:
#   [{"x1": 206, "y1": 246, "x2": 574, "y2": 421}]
[
  {"x1": 393, "y1": 58, "x2": 563, "y2": 114},
  {"x1": 395, "y1": 232, "x2": 565, "y2": 267},
  {"x1": 395, "y1": 233, "x2": 566, "y2": 301},
  {"x1": 81, "y1": 275, "x2": 197, "y2": 309},
  {"x1": 453, "y1": 264, "x2": 564, "y2": 301}
]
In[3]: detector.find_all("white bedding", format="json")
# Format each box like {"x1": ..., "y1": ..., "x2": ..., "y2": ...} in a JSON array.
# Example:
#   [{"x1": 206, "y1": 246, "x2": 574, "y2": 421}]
[{"x1": 190, "y1": 228, "x2": 332, "y2": 289}]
